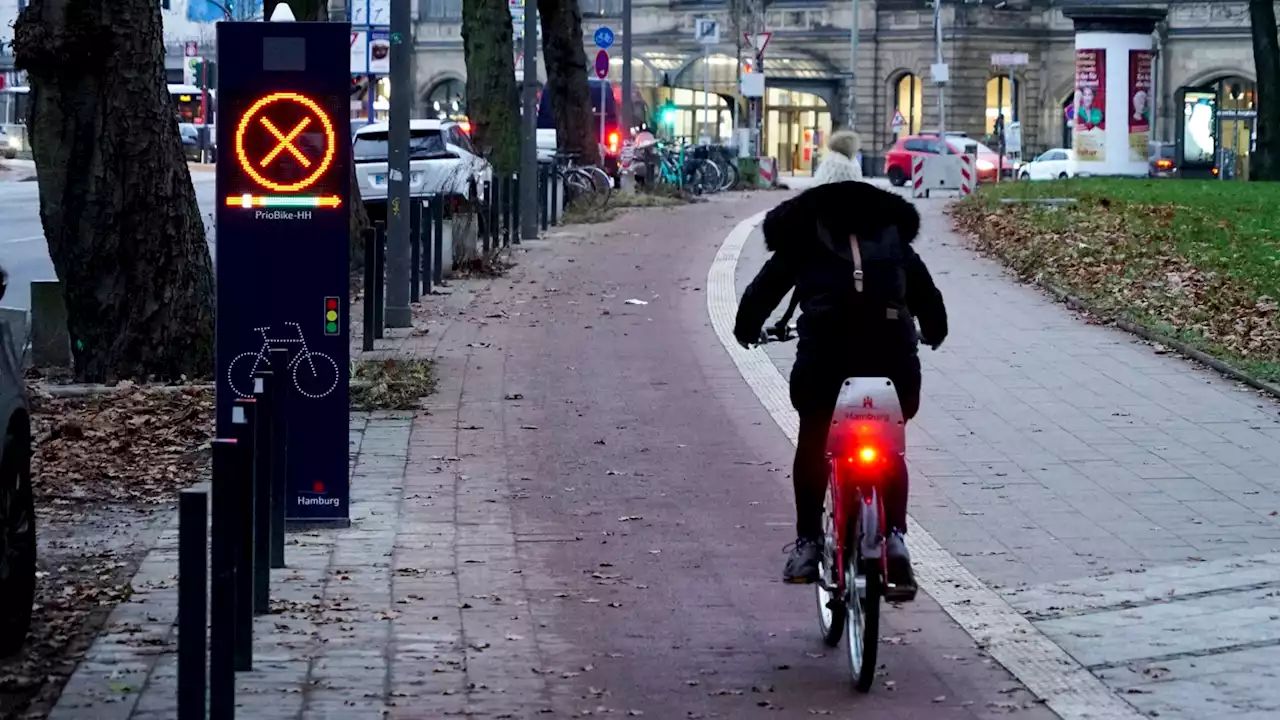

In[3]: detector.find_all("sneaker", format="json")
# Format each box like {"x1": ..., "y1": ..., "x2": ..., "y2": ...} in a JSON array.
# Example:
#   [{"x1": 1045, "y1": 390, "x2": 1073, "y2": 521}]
[
  {"x1": 885, "y1": 532, "x2": 918, "y2": 602},
  {"x1": 783, "y1": 537, "x2": 822, "y2": 584}
]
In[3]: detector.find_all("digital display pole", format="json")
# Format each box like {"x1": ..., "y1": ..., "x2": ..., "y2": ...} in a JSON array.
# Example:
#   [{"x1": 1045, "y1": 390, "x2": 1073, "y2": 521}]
[{"x1": 216, "y1": 21, "x2": 351, "y2": 526}]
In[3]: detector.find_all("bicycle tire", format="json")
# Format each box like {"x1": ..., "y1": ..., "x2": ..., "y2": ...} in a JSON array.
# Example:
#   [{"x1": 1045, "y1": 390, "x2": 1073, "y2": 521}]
[
  {"x1": 700, "y1": 160, "x2": 723, "y2": 194},
  {"x1": 584, "y1": 165, "x2": 613, "y2": 203},
  {"x1": 847, "y1": 496, "x2": 881, "y2": 693},
  {"x1": 227, "y1": 351, "x2": 265, "y2": 398},
  {"x1": 816, "y1": 476, "x2": 846, "y2": 647},
  {"x1": 719, "y1": 160, "x2": 739, "y2": 191},
  {"x1": 563, "y1": 169, "x2": 600, "y2": 209}
]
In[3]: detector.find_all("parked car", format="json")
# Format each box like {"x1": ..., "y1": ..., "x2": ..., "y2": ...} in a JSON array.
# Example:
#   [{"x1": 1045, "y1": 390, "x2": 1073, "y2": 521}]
[
  {"x1": 0, "y1": 263, "x2": 35, "y2": 657},
  {"x1": 1017, "y1": 148, "x2": 1076, "y2": 180},
  {"x1": 352, "y1": 119, "x2": 491, "y2": 223},
  {"x1": 1148, "y1": 141, "x2": 1179, "y2": 179},
  {"x1": 883, "y1": 133, "x2": 1010, "y2": 186},
  {"x1": 534, "y1": 79, "x2": 648, "y2": 182}
]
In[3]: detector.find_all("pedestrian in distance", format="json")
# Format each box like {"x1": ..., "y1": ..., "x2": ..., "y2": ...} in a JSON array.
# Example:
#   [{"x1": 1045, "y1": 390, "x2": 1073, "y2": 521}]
[{"x1": 733, "y1": 180, "x2": 948, "y2": 594}]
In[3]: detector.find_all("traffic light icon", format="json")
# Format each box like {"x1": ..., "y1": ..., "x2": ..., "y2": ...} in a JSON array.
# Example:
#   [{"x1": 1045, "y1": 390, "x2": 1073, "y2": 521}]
[
  {"x1": 183, "y1": 56, "x2": 217, "y2": 89},
  {"x1": 324, "y1": 297, "x2": 340, "y2": 335}
]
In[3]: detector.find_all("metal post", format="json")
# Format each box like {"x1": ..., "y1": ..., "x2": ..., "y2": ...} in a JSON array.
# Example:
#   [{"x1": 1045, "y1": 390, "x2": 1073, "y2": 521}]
[
  {"x1": 366, "y1": 74, "x2": 376, "y2": 121},
  {"x1": 520, "y1": 0, "x2": 539, "y2": 239},
  {"x1": 934, "y1": 0, "x2": 946, "y2": 137},
  {"x1": 230, "y1": 398, "x2": 255, "y2": 672},
  {"x1": 267, "y1": 348, "x2": 289, "y2": 569},
  {"x1": 623, "y1": 0, "x2": 634, "y2": 137},
  {"x1": 504, "y1": 175, "x2": 514, "y2": 247},
  {"x1": 362, "y1": 227, "x2": 375, "y2": 351},
  {"x1": 251, "y1": 371, "x2": 273, "y2": 616},
  {"x1": 178, "y1": 489, "x2": 207, "y2": 720},
  {"x1": 482, "y1": 180, "x2": 493, "y2": 253},
  {"x1": 432, "y1": 197, "x2": 444, "y2": 285},
  {"x1": 384, "y1": 0, "x2": 413, "y2": 328},
  {"x1": 599, "y1": 78, "x2": 606, "y2": 149},
  {"x1": 210, "y1": 438, "x2": 237, "y2": 720},
  {"x1": 374, "y1": 222, "x2": 386, "y2": 339},
  {"x1": 511, "y1": 174, "x2": 521, "y2": 245},
  {"x1": 701, "y1": 45, "x2": 709, "y2": 142},
  {"x1": 848, "y1": 0, "x2": 859, "y2": 129},
  {"x1": 409, "y1": 199, "x2": 421, "y2": 303},
  {"x1": 427, "y1": 197, "x2": 437, "y2": 293},
  {"x1": 539, "y1": 166, "x2": 548, "y2": 230}
]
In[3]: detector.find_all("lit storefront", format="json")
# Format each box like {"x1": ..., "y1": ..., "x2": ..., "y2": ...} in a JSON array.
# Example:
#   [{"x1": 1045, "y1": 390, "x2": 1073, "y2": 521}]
[{"x1": 1177, "y1": 76, "x2": 1255, "y2": 180}]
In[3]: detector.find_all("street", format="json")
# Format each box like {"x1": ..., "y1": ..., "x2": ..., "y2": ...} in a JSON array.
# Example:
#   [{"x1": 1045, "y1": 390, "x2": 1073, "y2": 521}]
[
  {"x1": 35, "y1": 188, "x2": 1280, "y2": 719},
  {"x1": 0, "y1": 172, "x2": 217, "y2": 312}
]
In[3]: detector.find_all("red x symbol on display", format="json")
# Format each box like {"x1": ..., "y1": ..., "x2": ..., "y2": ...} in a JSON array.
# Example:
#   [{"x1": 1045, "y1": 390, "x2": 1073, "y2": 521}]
[{"x1": 258, "y1": 116, "x2": 312, "y2": 168}]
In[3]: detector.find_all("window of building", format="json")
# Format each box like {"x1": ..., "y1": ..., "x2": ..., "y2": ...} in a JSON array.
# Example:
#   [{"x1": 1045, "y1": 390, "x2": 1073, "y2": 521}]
[
  {"x1": 985, "y1": 76, "x2": 1017, "y2": 132},
  {"x1": 421, "y1": 0, "x2": 462, "y2": 21},
  {"x1": 426, "y1": 78, "x2": 466, "y2": 119},
  {"x1": 894, "y1": 74, "x2": 922, "y2": 136},
  {"x1": 580, "y1": 0, "x2": 623, "y2": 17}
]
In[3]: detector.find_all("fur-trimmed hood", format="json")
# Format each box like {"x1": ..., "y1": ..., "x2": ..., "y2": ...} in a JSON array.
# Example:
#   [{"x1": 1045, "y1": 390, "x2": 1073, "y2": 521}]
[{"x1": 761, "y1": 181, "x2": 920, "y2": 256}]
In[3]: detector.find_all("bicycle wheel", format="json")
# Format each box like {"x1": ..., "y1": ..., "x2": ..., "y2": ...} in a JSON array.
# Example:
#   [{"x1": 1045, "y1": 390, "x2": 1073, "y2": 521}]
[
  {"x1": 292, "y1": 351, "x2": 340, "y2": 399},
  {"x1": 563, "y1": 169, "x2": 600, "y2": 208},
  {"x1": 583, "y1": 165, "x2": 614, "y2": 204},
  {"x1": 816, "y1": 474, "x2": 846, "y2": 647},
  {"x1": 846, "y1": 496, "x2": 881, "y2": 693},
  {"x1": 719, "y1": 160, "x2": 739, "y2": 191},
  {"x1": 227, "y1": 351, "x2": 265, "y2": 398}
]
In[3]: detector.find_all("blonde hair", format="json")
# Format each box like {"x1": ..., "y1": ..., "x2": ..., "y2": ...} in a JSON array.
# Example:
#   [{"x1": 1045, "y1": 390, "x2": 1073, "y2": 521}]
[{"x1": 827, "y1": 130, "x2": 862, "y2": 159}]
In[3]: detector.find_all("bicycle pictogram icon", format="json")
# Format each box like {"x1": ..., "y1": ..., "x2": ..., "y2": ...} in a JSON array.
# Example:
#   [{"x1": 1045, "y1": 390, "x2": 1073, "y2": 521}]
[{"x1": 228, "y1": 322, "x2": 340, "y2": 400}]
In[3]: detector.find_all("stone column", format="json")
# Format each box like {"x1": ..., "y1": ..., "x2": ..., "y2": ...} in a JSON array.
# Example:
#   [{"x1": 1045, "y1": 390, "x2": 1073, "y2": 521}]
[{"x1": 1062, "y1": 6, "x2": 1166, "y2": 176}]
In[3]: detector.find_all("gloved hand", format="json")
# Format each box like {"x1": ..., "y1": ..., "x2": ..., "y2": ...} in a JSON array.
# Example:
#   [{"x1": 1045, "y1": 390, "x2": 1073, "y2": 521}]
[{"x1": 734, "y1": 324, "x2": 759, "y2": 349}]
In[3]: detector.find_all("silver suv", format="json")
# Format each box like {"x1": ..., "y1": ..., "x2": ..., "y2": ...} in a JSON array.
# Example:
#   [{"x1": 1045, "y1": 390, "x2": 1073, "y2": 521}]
[{"x1": 0, "y1": 263, "x2": 34, "y2": 656}]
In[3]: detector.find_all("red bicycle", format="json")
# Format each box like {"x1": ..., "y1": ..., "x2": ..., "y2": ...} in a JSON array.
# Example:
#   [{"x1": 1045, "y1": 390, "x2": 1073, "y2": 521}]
[{"x1": 759, "y1": 327, "x2": 907, "y2": 692}]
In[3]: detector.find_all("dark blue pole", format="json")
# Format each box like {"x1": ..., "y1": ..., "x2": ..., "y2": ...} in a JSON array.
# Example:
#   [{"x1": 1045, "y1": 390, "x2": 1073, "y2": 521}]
[
  {"x1": 231, "y1": 398, "x2": 255, "y2": 672},
  {"x1": 178, "y1": 488, "x2": 206, "y2": 720},
  {"x1": 210, "y1": 438, "x2": 237, "y2": 720},
  {"x1": 251, "y1": 370, "x2": 274, "y2": 615},
  {"x1": 373, "y1": 220, "x2": 386, "y2": 339},
  {"x1": 409, "y1": 199, "x2": 421, "y2": 304},
  {"x1": 267, "y1": 348, "x2": 289, "y2": 569},
  {"x1": 421, "y1": 199, "x2": 433, "y2": 296},
  {"x1": 432, "y1": 195, "x2": 444, "y2": 285}
]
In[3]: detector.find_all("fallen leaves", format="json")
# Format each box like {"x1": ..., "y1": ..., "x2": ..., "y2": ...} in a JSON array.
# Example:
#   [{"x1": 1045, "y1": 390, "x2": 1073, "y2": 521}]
[
  {"x1": 951, "y1": 182, "x2": 1280, "y2": 380},
  {"x1": 350, "y1": 356, "x2": 437, "y2": 411}
]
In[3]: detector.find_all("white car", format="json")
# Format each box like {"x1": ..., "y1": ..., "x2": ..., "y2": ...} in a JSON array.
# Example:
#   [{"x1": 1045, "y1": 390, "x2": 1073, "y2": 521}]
[
  {"x1": 353, "y1": 119, "x2": 491, "y2": 218},
  {"x1": 1017, "y1": 148, "x2": 1076, "y2": 181}
]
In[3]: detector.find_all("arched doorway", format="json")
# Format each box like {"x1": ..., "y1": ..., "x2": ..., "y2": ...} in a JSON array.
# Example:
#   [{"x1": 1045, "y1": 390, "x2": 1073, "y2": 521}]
[
  {"x1": 765, "y1": 87, "x2": 831, "y2": 174},
  {"x1": 1177, "y1": 75, "x2": 1256, "y2": 179},
  {"x1": 893, "y1": 73, "x2": 922, "y2": 138},
  {"x1": 425, "y1": 78, "x2": 467, "y2": 120}
]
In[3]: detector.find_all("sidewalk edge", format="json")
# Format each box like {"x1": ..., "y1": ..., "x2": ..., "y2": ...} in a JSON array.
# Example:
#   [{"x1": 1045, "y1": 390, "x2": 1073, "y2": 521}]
[{"x1": 705, "y1": 213, "x2": 1145, "y2": 720}]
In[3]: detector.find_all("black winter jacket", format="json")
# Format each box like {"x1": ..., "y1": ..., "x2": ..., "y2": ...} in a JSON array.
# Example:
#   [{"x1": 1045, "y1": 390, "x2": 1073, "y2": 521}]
[{"x1": 734, "y1": 181, "x2": 948, "y2": 376}]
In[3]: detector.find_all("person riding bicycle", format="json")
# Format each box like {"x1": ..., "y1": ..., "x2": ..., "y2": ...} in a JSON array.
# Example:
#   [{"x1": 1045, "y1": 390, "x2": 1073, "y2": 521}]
[{"x1": 733, "y1": 180, "x2": 948, "y2": 594}]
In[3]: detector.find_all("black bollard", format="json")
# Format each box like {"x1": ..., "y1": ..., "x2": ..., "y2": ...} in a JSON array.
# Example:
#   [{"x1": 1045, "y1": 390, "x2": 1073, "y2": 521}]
[
  {"x1": 251, "y1": 370, "x2": 274, "y2": 615},
  {"x1": 230, "y1": 398, "x2": 256, "y2": 672},
  {"x1": 178, "y1": 488, "x2": 207, "y2": 720},
  {"x1": 480, "y1": 180, "x2": 492, "y2": 254},
  {"x1": 267, "y1": 348, "x2": 289, "y2": 569},
  {"x1": 420, "y1": 199, "x2": 433, "y2": 296},
  {"x1": 210, "y1": 438, "x2": 238, "y2": 720},
  {"x1": 512, "y1": 173, "x2": 522, "y2": 245},
  {"x1": 550, "y1": 168, "x2": 560, "y2": 226},
  {"x1": 362, "y1": 226, "x2": 375, "y2": 352},
  {"x1": 539, "y1": 165, "x2": 548, "y2": 231},
  {"x1": 373, "y1": 221, "x2": 386, "y2": 340},
  {"x1": 432, "y1": 195, "x2": 445, "y2": 285},
  {"x1": 504, "y1": 174, "x2": 515, "y2": 247},
  {"x1": 409, "y1": 199, "x2": 421, "y2": 304}
]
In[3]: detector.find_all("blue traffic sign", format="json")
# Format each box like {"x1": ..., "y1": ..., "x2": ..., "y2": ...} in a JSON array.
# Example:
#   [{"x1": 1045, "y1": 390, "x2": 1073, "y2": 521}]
[
  {"x1": 594, "y1": 26, "x2": 614, "y2": 50},
  {"x1": 217, "y1": 21, "x2": 351, "y2": 526}
]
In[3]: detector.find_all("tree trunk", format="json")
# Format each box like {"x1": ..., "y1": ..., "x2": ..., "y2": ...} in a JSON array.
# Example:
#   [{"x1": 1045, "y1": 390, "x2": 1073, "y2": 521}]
[
  {"x1": 538, "y1": 0, "x2": 600, "y2": 166},
  {"x1": 462, "y1": 0, "x2": 522, "y2": 173},
  {"x1": 13, "y1": 0, "x2": 214, "y2": 383},
  {"x1": 267, "y1": 0, "x2": 372, "y2": 270},
  {"x1": 1249, "y1": 0, "x2": 1280, "y2": 180}
]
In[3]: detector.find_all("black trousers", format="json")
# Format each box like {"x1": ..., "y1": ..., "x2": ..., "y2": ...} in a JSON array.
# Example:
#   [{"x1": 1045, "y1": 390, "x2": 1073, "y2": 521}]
[{"x1": 790, "y1": 356, "x2": 921, "y2": 540}]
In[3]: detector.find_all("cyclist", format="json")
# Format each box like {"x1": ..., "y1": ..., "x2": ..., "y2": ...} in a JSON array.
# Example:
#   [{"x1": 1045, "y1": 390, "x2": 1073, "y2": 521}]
[{"x1": 733, "y1": 180, "x2": 948, "y2": 595}]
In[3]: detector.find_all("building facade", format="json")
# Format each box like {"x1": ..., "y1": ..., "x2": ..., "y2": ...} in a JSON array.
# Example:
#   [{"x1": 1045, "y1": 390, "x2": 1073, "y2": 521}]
[{"x1": 0, "y1": 1, "x2": 1263, "y2": 177}]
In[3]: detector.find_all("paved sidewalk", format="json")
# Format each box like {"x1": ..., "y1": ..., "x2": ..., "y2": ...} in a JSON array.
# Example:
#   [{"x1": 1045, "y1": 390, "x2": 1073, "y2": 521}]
[
  {"x1": 50, "y1": 196, "x2": 1060, "y2": 719},
  {"x1": 736, "y1": 191, "x2": 1280, "y2": 719}
]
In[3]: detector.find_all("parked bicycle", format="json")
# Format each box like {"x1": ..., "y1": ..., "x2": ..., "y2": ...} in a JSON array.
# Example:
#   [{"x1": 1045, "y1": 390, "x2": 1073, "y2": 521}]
[{"x1": 551, "y1": 152, "x2": 612, "y2": 209}]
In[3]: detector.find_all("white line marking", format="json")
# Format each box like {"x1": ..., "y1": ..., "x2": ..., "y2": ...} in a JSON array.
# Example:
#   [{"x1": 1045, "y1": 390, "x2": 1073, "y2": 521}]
[
  {"x1": 706, "y1": 212, "x2": 1144, "y2": 720},
  {"x1": 0, "y1": 235, "x2": 44, "y2": 245}
]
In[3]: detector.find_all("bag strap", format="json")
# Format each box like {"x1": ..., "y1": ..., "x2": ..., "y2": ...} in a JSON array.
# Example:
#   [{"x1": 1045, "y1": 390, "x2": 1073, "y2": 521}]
[{"x1": 849, "y1": 235, "x2": 864, "y2": 293}]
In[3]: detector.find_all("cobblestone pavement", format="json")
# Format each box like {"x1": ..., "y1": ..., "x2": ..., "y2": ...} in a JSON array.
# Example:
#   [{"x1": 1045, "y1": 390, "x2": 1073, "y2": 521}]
[
  {"x1": 48, "y1": 194, "x2": 1064, "y2": 719},
  {"x1": 735, "y1": 191, "x2": 1280, "y2": 719}
]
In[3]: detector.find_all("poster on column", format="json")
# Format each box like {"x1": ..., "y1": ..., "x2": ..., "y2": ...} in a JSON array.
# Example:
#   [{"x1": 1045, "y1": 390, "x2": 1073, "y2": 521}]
[
  {"x1": 1128, "y1": 50, "x2": 1154, "y2": 162},
  {"x1": 1073, "y1": 49, "x2": 1106, "y2": 162}
]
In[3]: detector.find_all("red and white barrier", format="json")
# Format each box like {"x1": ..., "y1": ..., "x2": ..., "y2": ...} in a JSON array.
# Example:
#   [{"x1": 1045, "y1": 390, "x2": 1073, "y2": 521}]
[
  {"x1": 911, "y1": 156, "x2": 926, "y2": 198},
  {"x1": 757, "y1": 156, "x2": 778, "y2": 187},
  {"x1": 911, "y1": 153, "x2": 973, "y2": 199}
]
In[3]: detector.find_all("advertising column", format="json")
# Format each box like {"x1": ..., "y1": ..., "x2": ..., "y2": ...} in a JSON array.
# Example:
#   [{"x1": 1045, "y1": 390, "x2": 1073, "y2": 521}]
[{"x1": 1065, "y1": 6, "x2": 1165, "y2": 176}]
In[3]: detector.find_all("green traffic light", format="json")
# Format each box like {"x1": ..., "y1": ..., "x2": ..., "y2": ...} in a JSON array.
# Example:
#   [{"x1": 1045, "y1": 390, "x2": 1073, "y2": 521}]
[
  {"x1": 325, "y1": 321, "x2": 338, "y2": 333},
  {"x1": 660, "y1": 105, "x2": 677, "y2": 125}
]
